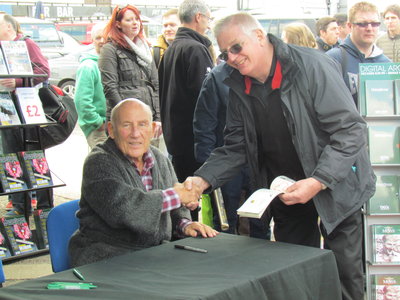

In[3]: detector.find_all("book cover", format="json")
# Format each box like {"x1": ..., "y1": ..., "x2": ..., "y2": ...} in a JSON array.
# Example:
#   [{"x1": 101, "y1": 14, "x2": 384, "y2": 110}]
[
  {"x1": 372, "y1": 274, "x2": 400, "y2": 300},
  {"x1": 0, "y1": 41, "x2": 33, "y2": 75},
  {"x1": 0, "y1": 92, "x2": 21, "y2": 125},
  {"x1": 0, "y1": 49, "x2": 9, "y2": 75},
  {"x1": 15, "y1": 87, "x2": 47, "y2": 124},
  {"x1": 368, "y1": 125, "x2": 400, "y2": 165},
  {"x1": 33, "y1": 208, "x2": 51, "y2": 250},
  {"x1": 367, "y1": 175, "x2": 400, "y2": 214},
  {"x1": 237, "y1": 176, "x2": 295, "y2": 218},
  {"x1": 0, "y1": 231, "x2": 12, "y2": 260},
  {"x1": 0, "y1": 215, "x2": 38, "y2": 256},
  {"x1": 396, "y1": 79, "x2": 400, "y2": 115},
  {"x1": 365, "y1": 80, "x2": 395, "y2": 116},
  {"x1": 18, "y1": 150, "x2": 53, "y2": 189},
  {"x1": 371, "y1": 224, "x2": 400, "y2": 264},
  {"x1": 0, "y1": 152, "x2": 28, "y2": 193}
]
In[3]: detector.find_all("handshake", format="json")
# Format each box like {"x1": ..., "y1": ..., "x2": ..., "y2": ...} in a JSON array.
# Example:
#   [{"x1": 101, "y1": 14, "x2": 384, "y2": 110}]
[{"x1": 173, "y1": 176, "x2": 211, "y2": 210}]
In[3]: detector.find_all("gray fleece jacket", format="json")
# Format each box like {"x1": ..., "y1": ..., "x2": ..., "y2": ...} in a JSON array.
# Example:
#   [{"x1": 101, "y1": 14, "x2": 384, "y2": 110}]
[{"x1": 69, "y1": 138, "x2": 190, "y2": 267}]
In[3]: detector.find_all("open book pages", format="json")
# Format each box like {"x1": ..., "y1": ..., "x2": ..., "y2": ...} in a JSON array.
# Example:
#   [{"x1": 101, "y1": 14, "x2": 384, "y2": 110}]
[{"x1": 237, "y1": 175, "x2": 295, "y2": 219}]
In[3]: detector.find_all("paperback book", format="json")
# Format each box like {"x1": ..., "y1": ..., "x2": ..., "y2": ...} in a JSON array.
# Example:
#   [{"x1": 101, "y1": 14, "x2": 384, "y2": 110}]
[
  {"x1": 396, "y1": 79, "x2": 400, "y2": 115},
  {"x1": 33, "y1": 208, "x2": 50, "y2": 249},
  {"x1": 0, "y1": 152, "x2": 28, "y2": 193},
  {"x1": 371, "y1": 224, "x2": 400, "y2": 264},
  {"x1": 0, "y1": 231, "x2": 12, "y2": 260},
  {"x1": 0, "y1": 215, "x2": 38, "y2": 256},
  {"x1": 18, "y1": 150, "x2": 53, "y2": 189},
  {"x1": 15, "y1": 87, "x2": 47, "y2": 124},
  {"x1": 0, "y1": 41, "x2": 33, "y2": 75},
  {"x1": 0, "y1": 50, "x2": 8, "y2": 75},
  {"x1": 368, "y1": 125, "x2": 400, "y2": 165},
  {"x1": 0, "y1": 92, "x2": 21, "y2": 125},
  {"x1": 367, "y1": 175, "x2": 400, "y2": 214},
  {"x1": 371, "y1": 274, "x2": 400, "y2": 300},
  {"x1": 237, "y1": 175, "x2": 295, "y2": 218},
  {"x1": 365, "y1": 80, "x2": 395, "y2": 116}
]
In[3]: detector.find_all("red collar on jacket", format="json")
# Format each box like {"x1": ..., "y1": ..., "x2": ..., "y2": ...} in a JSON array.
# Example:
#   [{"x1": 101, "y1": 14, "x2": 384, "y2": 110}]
[{"x1": 244, "y1": 60, "x2": 282, "y2": 95}]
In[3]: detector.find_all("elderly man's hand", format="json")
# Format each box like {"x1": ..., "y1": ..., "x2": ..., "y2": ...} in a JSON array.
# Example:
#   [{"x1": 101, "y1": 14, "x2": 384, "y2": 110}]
[
  {"x1": 184, "y1": 222, "x2": 219, "y2": 238},
  {"x1": 173, "y1": 182, "x2": 201, "y2": 210}
]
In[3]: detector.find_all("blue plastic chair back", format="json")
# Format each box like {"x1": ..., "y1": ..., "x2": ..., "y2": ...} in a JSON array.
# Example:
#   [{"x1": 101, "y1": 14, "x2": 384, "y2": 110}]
[
  {"x1": 0, "y1": 259, "x2": 5, "y2": 287},
  {"x1": 46, "y1": 199, "x2": 80, "y2": 272}
]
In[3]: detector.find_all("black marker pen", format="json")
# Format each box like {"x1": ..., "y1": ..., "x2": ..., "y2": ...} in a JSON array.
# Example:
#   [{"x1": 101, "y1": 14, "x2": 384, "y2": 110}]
[{"x1": 174, "y1": 244, "x2": 208, "y2": 253}]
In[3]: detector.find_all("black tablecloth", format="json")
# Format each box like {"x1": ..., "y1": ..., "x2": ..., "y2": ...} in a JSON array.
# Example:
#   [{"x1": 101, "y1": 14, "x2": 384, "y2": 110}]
[{"x1": 0, "y1": 233, "x2": 341, "y2": 300}]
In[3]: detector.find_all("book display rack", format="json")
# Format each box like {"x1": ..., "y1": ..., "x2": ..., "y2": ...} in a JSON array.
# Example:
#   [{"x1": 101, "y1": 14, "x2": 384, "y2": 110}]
[
  {"x1": 0, "y1": 44, "x2": 65, "y2": 261},
  {"x1": 359, "y1": 62, "x2": 400, "y2": 300}
]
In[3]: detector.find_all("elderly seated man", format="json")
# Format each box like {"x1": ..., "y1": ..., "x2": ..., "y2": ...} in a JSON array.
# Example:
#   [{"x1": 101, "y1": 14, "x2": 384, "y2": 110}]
[{"x1": 69, "y1": 99, "x2": 217, "y2": 267}]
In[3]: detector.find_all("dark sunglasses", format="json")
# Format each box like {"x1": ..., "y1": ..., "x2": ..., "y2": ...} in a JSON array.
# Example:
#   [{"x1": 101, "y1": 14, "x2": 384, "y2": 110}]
[
  {"x1": 218, "y1": 43, "x2": 243, "y2": 61},
  {"x1": 352, "y1": 22, "x2": 381, "y2": 28}
]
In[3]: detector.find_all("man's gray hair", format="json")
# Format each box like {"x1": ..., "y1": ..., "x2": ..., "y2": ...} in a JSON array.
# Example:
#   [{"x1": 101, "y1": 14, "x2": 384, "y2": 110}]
[
  {"x1": 0, "y1": 14, "x2": 19, "y2": 32},
  {"x1": 178, "y1": 0, "x2": 209, "y2": 24},
  {"x1": 91, "y1": 22, "x2": 106, "y2": 39},
  {"x1": 214, "y1": 12, "x2": 265, "y2": 39},
  {"x1": 110, "y1": 98, "x2": 153, "y2": 127}
]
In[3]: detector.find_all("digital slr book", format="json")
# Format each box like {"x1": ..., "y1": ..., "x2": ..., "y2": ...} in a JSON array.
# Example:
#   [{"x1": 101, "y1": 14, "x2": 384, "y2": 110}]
[
  {"x1": 365, "y1": 80, "x2": 395, "y2": 116},
  {"x1": 368, "y1": 125, "x2": 400, "y2": 165},
  {"x1": 237, "y1": 176, "x2": 295, "y2": 218},
  {"x1": 367, "y1": 175, "x2": 400, "y2": 215}
]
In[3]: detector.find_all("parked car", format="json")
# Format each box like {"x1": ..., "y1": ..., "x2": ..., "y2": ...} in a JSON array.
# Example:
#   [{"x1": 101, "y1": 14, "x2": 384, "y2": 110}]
[
  {"x1": 17, "y1": 17, "x2": 81, "y2": 59},
  {"x1": 56, "y1": 22, "x2": 96, "y2": 45},
  {"x1": 48, "y1": 42, "x2": 94, "y2": 98}
]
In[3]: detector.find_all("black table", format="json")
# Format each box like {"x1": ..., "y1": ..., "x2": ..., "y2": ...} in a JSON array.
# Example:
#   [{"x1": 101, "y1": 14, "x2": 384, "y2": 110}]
[{"x1": 0, "y1": 233, "x2": 341, "y2": 300}]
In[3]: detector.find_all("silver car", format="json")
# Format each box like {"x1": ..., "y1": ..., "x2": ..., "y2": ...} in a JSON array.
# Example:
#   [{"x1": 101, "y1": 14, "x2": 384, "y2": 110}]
[{"x1": 48, "y1": 34, "x2": 93, "y2": 98}]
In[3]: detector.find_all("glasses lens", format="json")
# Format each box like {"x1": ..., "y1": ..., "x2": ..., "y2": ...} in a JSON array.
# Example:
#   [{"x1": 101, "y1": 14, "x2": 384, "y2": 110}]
[
  {"x1": 218, "y1": 51, "x2": 228, "y2": 61},
  {"x1": 230, "y1": 43, "x2": 242, "y2": 55},
  {"x1": 355, "y1": 22, "x2": 381, "y2": 28}
]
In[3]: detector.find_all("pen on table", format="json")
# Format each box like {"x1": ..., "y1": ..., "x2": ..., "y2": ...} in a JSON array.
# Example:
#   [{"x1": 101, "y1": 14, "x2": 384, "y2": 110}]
[
  {"x1": 73, "y1": 268, "x2": 85, "y2": 281},
  {"x1": 174, "y1": 244, "x2": 208, "y2": 253}
]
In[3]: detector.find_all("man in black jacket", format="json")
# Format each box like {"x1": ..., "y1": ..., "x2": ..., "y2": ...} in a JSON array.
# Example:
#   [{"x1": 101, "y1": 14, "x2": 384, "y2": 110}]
[
  {"x1": 186, "y1": 13, "x2": 375, "y2": 300},
  {"x1": 158, "y1": 0, "x2": 214, "y2": 220}
]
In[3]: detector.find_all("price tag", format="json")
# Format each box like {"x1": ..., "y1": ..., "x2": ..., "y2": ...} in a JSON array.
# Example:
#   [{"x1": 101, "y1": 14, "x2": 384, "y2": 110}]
[{"x1": 15, "y1": 87, "x2": 47, "y2": 124}]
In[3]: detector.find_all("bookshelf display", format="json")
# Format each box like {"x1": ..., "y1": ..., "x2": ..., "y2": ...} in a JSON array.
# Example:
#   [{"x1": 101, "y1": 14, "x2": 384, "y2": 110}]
[
  {"x1": 0, "y1": 73, "x2": 65, "y2": 262},
  {"x1": 359, "y1": 62, "x2": 400, "y2": 300}
]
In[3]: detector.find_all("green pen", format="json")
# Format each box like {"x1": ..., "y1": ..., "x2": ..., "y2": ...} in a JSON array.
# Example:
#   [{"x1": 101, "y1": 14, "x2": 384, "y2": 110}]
[{"x1": 73, "y1": 268, "x2": 85, "y2": 281}]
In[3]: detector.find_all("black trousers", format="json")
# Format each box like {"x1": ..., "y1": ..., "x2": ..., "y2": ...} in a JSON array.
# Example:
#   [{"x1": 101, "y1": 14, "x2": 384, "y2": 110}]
[{"x1": 270, "y1": 198, "x2": 363, "y2": 300}]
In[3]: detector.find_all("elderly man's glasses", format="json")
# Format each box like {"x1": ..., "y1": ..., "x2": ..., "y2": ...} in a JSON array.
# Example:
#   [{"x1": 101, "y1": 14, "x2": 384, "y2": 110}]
[
  {"x1": 200, "y1": 13, "x2": 214, "y2": 23},
  {"x1": 352, "y1": 22, "x2": 381, "y2": 28},
  {"x1": 218, "y1": 43, "x2": 243, "y2": 61}
]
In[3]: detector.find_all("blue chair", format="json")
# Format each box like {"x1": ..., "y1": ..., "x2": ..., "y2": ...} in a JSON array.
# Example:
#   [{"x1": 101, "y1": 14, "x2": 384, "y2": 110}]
[
  {"x1": 0, "y1": 259, "x2": 5, "y2": 287},
  {"x1": 46, "y1": 199, "x2": 79, "y2": 272}
]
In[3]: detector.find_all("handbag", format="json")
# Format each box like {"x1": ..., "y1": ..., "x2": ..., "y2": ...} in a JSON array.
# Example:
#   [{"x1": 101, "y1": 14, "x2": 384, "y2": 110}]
[{"x1": 38, "y1": 85, "x2": 78, "y2": 149}]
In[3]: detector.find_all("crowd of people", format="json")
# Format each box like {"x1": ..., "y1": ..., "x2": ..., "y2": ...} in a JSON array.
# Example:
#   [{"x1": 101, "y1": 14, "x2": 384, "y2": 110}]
[{"x1": 1, "y1": 0, "x2": 400, "y2": 299}]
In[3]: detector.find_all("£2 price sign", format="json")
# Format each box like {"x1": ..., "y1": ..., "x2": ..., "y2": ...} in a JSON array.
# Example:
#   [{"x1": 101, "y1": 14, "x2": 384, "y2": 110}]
[{"x1": 15, "y1": 88, "x2": 47, "y2": 124}]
